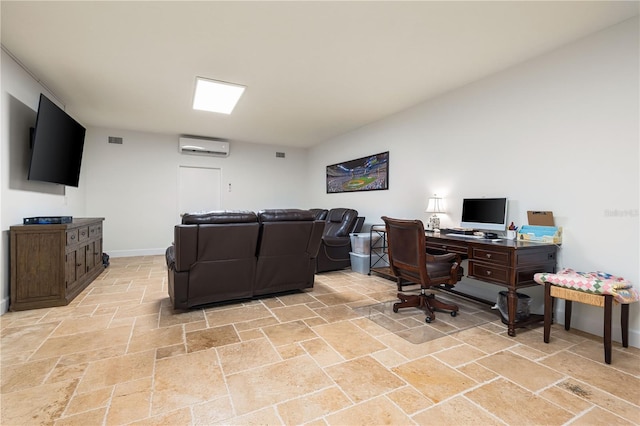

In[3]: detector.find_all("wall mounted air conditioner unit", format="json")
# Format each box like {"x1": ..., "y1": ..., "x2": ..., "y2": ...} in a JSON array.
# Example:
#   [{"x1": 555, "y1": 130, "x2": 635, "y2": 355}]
[{"x1": 179, "y1": 137, "x2": 230, "y2": 157}]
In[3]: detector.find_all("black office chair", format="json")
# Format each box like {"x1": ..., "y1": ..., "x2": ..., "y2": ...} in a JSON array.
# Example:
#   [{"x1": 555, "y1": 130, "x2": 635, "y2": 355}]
[{"x1": 382, "y1": 216, "x2": 462, "y2": 323}]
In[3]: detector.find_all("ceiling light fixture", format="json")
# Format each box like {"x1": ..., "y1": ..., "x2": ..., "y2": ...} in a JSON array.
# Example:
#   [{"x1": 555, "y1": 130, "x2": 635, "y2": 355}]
[{"x1": 192, "y1": 77, "x2": 245, "y2": 114}]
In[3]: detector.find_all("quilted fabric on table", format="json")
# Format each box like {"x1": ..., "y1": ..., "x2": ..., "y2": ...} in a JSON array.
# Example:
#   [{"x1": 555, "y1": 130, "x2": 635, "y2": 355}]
[{"x1": 534, "y1": 268, "x2": 640, "y2": 304}]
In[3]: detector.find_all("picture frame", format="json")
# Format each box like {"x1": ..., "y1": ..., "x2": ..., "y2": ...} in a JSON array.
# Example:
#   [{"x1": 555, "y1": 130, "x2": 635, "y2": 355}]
[{"x1": 326, "y1": 151, "x2": 389, "y2": 193}]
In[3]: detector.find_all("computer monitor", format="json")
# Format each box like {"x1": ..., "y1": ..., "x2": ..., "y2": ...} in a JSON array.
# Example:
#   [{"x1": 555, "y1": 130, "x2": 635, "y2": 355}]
[{"x1": 460, "y1": 198, "x2": 508, "y2": 232}]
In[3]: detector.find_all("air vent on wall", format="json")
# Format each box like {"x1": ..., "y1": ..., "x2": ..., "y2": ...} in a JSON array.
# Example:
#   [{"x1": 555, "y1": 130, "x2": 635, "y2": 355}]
[
  {"x1": 276, "y1": 152, "x2": 285, "y2": 158},
  {"x1": 108, "y1": 136, "x2": 123, "y2": 144},
  {"x1": 179, "y1": 136, "x2": 230, "y2": 157}
]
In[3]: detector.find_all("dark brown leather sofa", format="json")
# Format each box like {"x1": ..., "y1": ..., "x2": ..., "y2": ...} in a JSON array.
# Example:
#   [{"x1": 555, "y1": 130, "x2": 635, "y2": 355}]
[{"x1": 166, "y1": 209, "x2": 323, "y2": 309}]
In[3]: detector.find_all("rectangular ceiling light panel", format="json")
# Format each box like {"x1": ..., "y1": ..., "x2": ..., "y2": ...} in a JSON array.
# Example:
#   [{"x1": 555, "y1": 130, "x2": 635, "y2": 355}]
[{"x1": 193, "y1": 77, "x2": 245, "y2": 114}]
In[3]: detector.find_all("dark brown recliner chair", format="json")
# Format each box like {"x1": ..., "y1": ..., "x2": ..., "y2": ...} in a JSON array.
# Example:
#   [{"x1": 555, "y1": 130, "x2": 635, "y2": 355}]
[
  {"x1": 254, "y1": 209, "x2": 324, "y2": 296},
  {"x1": 382, "y1": 216, "x2": 463, "y2": 323},
  {"x1": 167, "y1": 211, "x2": 260, "y2": 309},
  {"x1": 309, "y1": 208, "x2": 329, "y2": 221},
  {"x1": 316, "y1": 208, "x2": 359, "y2": 273}
]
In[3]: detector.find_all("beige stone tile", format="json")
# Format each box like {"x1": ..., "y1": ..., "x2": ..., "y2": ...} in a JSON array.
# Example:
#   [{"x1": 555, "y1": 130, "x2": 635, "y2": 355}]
[
  {"x1": 0, "y1": 322, "x2": 60, "y2": 361},
  {"x1": 262, "y1": 320, "x2": 318, "y2": 347},
  {"x1": 277, "y1": 342, "x2": 307, "y2": 359},
  {"x1": 129, "y1": 408, "x2": 192, "y2": 425},
  {"x1": 228, "y1": 406, "x2": 282, "y2": 425},
  {"x1": 152, "y1": 348, "x2": 226, "y2": 416},
  {"x1": 313, "y1": 320, "x2": 386, "y2": 360},
  {"x1": 432, "y1": 343, "x2": 487, "y2": 367},
  {"x1": 159, "y1": 306, "x2": 205, "y2": 327},
  {"x1": 217, "y1": 338, "x2": 281, "y2": 375},
  {"x1": 186, "y1": 324, "x2": 240, "y2": 352},
  {"x1": 304, "y1": 316, "x2": 329, "y2": 327},
  {"x1": 457, "y1": 361, "x2": 499, "y2": 382},
  {"x1": 539, "y1": 384, "x2": 594, "y2": 415},
  {"x1": 76, "y1": 350, "x2": 155, "y2": 394},
  {"x1": 371, "y1": 348, "x2": 409, "y2": 368},
  {"x1": 192, "y1": 396, "x2": 235, "y2": 424},
  {"x1": 133, "y1": 313, "x2": 161, "y2": 331},
  {"x1": 414, "y1": 395, "x2": 503, "y2": 425},
  {"x1": 226, "y1": 355, "x2": 333, "y2": 415},
  {"x1": 392, "y1": 356, "x2": 476, "y2": 403},
  {"x1": 376, "y1": 332, "x2": 458, "y2": 360},
  {"x1": 184, "y1": 320, "x2": 207, "y2": 333},
  {"x1": 64, "y1": 386, "x2": 113, "y2": 416},
  {"x1": 312, "y1": 305, "x2": 362, "y2": 323},
  {"x1": 277, "y1": 386, "x2": 352, "y2": 424},
  {"x1": 45, "y1": 361, "x2": 88, "y2": 384},
  {"x1": 279, "y1": 291, "x2": 319, "y2": 305},
  {"x1": 570, "y1": 406, "x2": 634, "y2": 425},
  {"x1": 324, "y1": 395, "x2": 412, "y2": 425},
  {"x1": 79, "y1": 289, "x2": 145, "y2": 306},
  {"x1": 113, "y1": 301, "x2": 162, "y2": 319},
  {"x1": 300, "y1": 338, "x2": 345, "y2": 367},
  {"x1": 478, "y1": 350, "x2": 564, "y2": 392},
  {"x1": 233, "y1": 315, "x2": 279, "y2": 332},
  {"x1": 57, "y1": 344, "x2": 127, "y2": 366},
  {"x1": 31, "y1": 325, "x2": 133, "y2": 360},
  {"x1": 542, "y1": 351, "x2": 640, "y2": 405},
  {"x1": 556, "y1": 379, "x2": 640, "y2": 424},
  {"x1": 508, "y1": 342, "x2": 550, "y2": 360},
  {"x1": 314, "y1": 289, "x2": 374, "y2": 306},
  {"x1": 1, "y1": 357, "x2": 58, "y2": 393},
  {"x1": 1, "y1": 379, "x2": 78, "y2": 425},
  {"x1": 156, "y1": 343, "x2": 186, "y2": 360},
  {"x1": 54, "y1": 407, "x2": 107, "y2": 426},
  {"x1": 466, "y1": 378, "x2": 574, "y2": 425},
  {"x1": 326, "y1": 355, "x2": 405, "y2": 402},
  {"x1": 106, "y1": 377, "x2": 152, "y2": 424},
  {"x1": 205, "y1": 304, "x2": 272, "y2": 326},
  {"x1": 570, "y1": 340, "x2": 640, "y2": 376},
  {"x1": 51, "y1": 315, "x2": 113, "y2": 337},
  {"x1": 450, "y1": 326, "x2": 517, "y2": 354},
  {"x1": 238, "y1": 327, "x2": 265, "y2": 341},
  {"x1": 271, "y1": 304, "x2": 318, "y2": 322},
  {"x1": 351, "y1": 316, "x2": 398, "y2": 336},
  {"x1": 386, "y1": 385, "x2": 434, "y2": 415},
  {"x1": 128, "y1": 324, "x2": 184, "y2": 353}
]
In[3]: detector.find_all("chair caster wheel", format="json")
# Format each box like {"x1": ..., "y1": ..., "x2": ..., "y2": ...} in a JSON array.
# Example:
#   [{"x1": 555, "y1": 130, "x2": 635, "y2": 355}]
[
  {"x1": 392, "y1": 304, "x2": 399, "y2": 313},
  {"x1": 451, "y1": 311, "x2": 457, "y2": 317},
  {"x1": 425, "y1": 316, "x2": 432, "y2": 323}
]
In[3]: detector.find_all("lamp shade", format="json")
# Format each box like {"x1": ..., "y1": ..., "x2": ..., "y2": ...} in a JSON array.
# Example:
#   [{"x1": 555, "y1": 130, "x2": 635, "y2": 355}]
[{"x1": 426, "y1": 196, "x2": 445, "y2": 214}]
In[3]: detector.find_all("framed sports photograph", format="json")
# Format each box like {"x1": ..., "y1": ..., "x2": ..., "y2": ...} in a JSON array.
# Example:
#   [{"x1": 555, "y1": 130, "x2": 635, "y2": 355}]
[{"x1": 326, "y1": 151, "x2": 389, "y2": 193}]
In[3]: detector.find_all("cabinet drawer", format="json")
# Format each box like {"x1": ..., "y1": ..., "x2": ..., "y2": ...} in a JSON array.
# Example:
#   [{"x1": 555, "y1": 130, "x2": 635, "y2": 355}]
[
  {"x1": 471, "y1": 247, "x2": 510, "y2": 266},
  {"x1": 469, "y1": 261, "x2": 509, "y2": 285},
  {"x1": 78, "y1": 227, "x2": 90, "y2": 242},
  {"x1": 66, "y1": 230, "x2": 79, "y2": 246},
  {"x1": 89, "y1": 224, "x2": 102, "y2": 239}
]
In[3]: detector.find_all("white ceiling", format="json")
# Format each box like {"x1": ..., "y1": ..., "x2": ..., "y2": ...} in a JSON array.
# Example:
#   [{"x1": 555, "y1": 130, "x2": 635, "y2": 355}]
[{"x1": 2, "y1": 1, "x2": 638, "y2": 148}]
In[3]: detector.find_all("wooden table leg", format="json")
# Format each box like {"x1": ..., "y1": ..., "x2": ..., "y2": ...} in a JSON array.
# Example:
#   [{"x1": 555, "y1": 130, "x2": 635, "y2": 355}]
[
  {"x1": 622, "y1": 303, "x2": 629, "y2": 348},
  {"x1": 507, "y1": 288, "x2": 517, "y2": 337},
  {"x1": 604, "y1": 295, "x2": 612, "y2": 364},
  {"x1": 544, "y1": 283, "x2": 552, "y2": 343}
]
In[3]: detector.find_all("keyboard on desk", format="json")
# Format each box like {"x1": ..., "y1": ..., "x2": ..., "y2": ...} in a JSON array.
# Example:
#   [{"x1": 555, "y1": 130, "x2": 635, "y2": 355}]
[{"x1": 447, "y1": 234, "x2": 483, "y2": 239}]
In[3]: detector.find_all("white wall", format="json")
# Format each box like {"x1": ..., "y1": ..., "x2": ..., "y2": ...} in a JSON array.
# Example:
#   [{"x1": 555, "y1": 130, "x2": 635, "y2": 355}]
[
  {"x1": 308, "y1": 18, "x2": 639, "y2": 346},
  {"x1": 1, "y1": 49, "x2": 88, "y2": 313},
  {"x1": 83, "y1": 128, "x2": 310, "y2": 257}
]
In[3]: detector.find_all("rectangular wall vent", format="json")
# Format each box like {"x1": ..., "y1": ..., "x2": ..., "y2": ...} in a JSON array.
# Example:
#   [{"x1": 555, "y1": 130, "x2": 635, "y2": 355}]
[
  {"x1": 108, "y1": 136, "x2": 123, "y2": 144},
  {"x1": 276, "y1": 152, "x2": 285, "y2": 158}
]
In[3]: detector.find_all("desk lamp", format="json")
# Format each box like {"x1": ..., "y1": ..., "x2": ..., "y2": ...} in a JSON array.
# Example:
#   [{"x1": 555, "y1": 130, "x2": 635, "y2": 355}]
[{"x1": 426, "y1": 195, "x2": 445, "y2": 231}]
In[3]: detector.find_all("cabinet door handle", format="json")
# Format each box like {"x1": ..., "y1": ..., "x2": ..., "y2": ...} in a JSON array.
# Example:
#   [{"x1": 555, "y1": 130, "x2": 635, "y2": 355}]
[
  {"x1": 486, "y1": 253, "x2": 492, "y2": 259},
  {"x1": 486, "y1": 271, "x2": 492, "y2": 276}
]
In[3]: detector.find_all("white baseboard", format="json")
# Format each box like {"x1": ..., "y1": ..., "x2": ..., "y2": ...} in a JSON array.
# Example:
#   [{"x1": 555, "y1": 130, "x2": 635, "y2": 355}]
[
  {"x1": 0, "y1": 296, "x2": 9, "y2": 315},
  {"x1": 107, "y1": 248, "x2": 166, "y2": 258}
]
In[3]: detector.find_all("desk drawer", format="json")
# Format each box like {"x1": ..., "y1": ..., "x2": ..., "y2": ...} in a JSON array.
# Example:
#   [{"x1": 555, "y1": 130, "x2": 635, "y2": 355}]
[
  {"x1": 470, "y1": 247, "x2": 510, "y2": 266},
  {"x1": 469, "y1": 261, "x2": 509, "y2": 285},
  {"x1": 426, "y1": 240, "x2": 468, "y2": 256}
]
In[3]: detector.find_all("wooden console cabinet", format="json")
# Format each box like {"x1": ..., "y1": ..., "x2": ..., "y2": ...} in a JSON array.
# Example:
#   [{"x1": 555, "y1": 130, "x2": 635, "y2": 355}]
[{"x1": 10, "y1": 218, "x2": 104, "y2": 311}]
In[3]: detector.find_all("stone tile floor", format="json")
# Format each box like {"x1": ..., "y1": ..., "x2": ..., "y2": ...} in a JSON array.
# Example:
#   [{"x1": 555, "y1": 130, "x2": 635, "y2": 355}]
[{"x1": 1, "y1": 255, "x2": 638, "y2": 425}]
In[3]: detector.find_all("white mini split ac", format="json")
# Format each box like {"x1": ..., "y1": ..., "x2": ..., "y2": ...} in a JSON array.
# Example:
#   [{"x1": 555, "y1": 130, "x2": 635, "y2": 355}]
[{"x1": 179, "y1": 137, "x2": 230, "y2": 157}]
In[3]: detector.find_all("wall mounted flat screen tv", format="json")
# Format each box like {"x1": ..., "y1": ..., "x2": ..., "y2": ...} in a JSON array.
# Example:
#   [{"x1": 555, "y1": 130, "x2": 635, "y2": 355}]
[
  {"x1": 460, "y1": 197, "x2": 508, "y2": 232},
  {"x1": 28, "y1": 94, "x2": 86, "y2": 187}
]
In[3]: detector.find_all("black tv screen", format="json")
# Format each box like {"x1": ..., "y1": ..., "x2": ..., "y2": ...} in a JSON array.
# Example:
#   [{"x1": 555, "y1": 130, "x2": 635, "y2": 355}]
[{"x1": 28, "y1": 94, "x2": 86, "y2": 187}]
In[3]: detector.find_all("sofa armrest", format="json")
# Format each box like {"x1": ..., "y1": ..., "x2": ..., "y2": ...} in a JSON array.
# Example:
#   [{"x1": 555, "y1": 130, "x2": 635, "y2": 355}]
[
  {"x1": 322, "y1": 235, "x2": 351, "y2": 248},
  {"x1": 174, "y1": 225, "x2": 198, "y2": 271}
]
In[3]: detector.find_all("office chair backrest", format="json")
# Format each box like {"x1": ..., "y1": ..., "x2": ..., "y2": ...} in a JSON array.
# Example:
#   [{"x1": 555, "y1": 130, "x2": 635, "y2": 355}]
[{"x1": 382, "y1": 216, "x2": 429, "y2": 285}]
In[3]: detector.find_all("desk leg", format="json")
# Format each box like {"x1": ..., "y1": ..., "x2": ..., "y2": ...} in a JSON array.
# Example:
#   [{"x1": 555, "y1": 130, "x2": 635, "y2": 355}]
[{"x1": 507, "y1": 288, "x2": 517, "y2": 337}]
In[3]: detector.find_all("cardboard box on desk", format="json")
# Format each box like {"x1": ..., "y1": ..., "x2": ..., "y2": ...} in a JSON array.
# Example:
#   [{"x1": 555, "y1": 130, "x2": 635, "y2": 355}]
[{"x1": 518, "y1": 211, "x2": 562, "y2": 244}]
